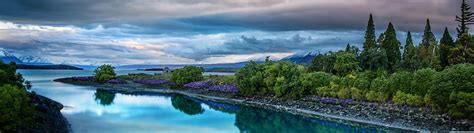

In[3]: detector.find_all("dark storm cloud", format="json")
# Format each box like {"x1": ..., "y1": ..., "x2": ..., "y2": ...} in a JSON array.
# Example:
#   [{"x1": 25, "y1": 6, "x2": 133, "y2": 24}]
[
  {"x1": 0, "y1": 0, "x2": 469, "y2": 33},
  {"x1": 165, "y1": 32, "x2": 363, "y2": 60}
]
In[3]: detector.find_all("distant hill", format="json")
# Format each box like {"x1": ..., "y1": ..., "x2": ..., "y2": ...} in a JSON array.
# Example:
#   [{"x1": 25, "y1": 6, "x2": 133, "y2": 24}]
[{"x1": 17, "y1": 64, "x2": 83, "y2": 70}]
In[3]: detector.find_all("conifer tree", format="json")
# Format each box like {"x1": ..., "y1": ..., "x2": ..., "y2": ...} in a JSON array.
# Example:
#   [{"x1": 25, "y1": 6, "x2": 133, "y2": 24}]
[
  {"x1": 421, "y1": 19, "x2": 437, "y2": 47},
  {"x1": 381, "y1": 23, "x2": 401, "y2": 72},
  {"x1": 455, "y1": 0, "x2": 474, "y2": 63},
  {"x1": 402, "y1": 31, "x2": 418, "y2": 71},
  {"x1": 419, "y1": 19, "x2": 438, "y2": 68},
  {"x1": 363, "y1": 14, "x2": 376, "y2": 50},
  {"x1": 439, "y1": 27, "x2": 454, "y2": 67}
]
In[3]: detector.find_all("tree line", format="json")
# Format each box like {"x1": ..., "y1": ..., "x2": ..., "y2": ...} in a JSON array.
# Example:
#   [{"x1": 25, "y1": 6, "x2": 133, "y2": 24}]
[{"x1": 235, "y1": 0, "x2": 474, "y2": 119}]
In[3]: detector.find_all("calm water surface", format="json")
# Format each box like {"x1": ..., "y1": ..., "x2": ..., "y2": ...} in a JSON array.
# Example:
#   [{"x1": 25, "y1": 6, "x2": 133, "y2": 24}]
[{"x1": 18, "y1": 70, "x2": 412, "y2": 133}]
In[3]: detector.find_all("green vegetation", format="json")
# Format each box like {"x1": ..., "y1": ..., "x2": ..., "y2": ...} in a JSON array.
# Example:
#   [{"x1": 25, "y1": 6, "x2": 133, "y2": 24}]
[
  {"x1": 232, "y1": 1, "x2": 474, "y2": 119},
  {"x1": 94, "y1": 64, "x2": 116, "y2": 82},
  {"x1": 171, "y1": 66, "x2": 204, "y2": 86},
  {"x1": 0, "y1": 61, "x2": 34, "y2": 131}
]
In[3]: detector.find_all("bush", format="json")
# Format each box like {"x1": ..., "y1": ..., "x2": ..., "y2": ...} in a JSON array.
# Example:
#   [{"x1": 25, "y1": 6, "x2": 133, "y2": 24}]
[
  {"x1": 171, "y1": 66, "x2": 204, "y2": 86},
  {"x1": 392, "y1": 91, "x2": 424, "y2": 106},
  {"x1": 314, "y1": 83, "x2": 339, "y2": 98},
  {"x1": 298, "y1": 72, "x2": 336, "y2": 97},
  {"x1": 0, "y1": 85, "x2": 34, "y2": 131},
  {"x1": 370, "y1": 77, "x2": 390, "y2": 95},
  {"x1": 337, "y1": 87, "x2": 351, "y2": 99},
  {"x1": 350, "y1": 87, "x2": 364, "y2": 100},
  {"x1": 406, "y1": 94, "x2": 424, "y2": 106},
  {"x1": 263, "y1": 62, "x2": 304, "y2": 97},
  {"x1": 365, "y1": 91, "x2": 387, "y2": 102},
  {"x1": 236, "y1": 61, "x2": 266, "y2": 96},
  {"x1": 388, "y1": 71, "x2": 413, "y2": 94},
  {"x1": 447, "y1": 92, "x2": 474, "y2": 119},
  {"x1": 392, "y1": 91, "x2": 408, "y2": 105},
  {"x1": 94, "y1": 64, "x2": 116, "y2": 82},
  {"x1": 333, "y1": 52, "x2": 361, "y2": 76},
  {"x1": 0, "y1": 61, "x2": 25, "y2": 89},
  {"x1": 432, "y1": 64, "x2": 474, "y2": 108},
  {"x1": 411, "y1": 68, "x2": 437, "y2": 95}
]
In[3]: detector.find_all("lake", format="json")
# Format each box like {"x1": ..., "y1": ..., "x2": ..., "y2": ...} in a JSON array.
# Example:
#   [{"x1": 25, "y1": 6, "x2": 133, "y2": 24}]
[{"x1": 18, "y1": 70, "x2": 412, "y2": 133}]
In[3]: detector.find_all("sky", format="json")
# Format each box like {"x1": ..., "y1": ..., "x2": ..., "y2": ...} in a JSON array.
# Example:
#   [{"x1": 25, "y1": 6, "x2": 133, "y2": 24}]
[{"x1": 0, "y1": 0, "x2": 471, "y2": 65}]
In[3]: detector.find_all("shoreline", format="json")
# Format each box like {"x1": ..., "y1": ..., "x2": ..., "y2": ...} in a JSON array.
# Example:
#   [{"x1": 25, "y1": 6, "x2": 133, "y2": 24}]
[
  {"x1": 28, "y1": 93, "x2": 71, "y2": 132},
  {"x1": 54, "y1": 77, "x2": 473, "y2": 131}
]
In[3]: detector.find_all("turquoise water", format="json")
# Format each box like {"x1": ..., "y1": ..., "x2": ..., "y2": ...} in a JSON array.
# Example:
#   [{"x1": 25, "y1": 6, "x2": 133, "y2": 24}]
[{"x1": 18, "y1": 70, "x2": 413, "y2": 133}]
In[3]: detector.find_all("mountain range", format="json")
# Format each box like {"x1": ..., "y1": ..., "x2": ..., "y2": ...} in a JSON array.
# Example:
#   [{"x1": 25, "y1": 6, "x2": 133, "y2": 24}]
[{"x1": 1, "y1": 49, "x2": 318, "y2": 70}]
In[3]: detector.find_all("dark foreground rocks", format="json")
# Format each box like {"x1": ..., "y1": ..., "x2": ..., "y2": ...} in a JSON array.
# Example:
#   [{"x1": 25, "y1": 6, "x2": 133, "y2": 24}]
[{"x1": 27, "y1": 94, "x2": 70, "y2": 133}]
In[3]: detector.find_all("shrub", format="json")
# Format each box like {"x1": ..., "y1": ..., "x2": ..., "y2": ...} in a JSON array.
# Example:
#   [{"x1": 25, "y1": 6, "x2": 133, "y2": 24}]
[
  {"x1": 432, "y1": 64, "x2": 474, "y2": 108},
  {"x1": 392, "y1": 91, "x2": 424, "y2": 106},
  {"x1": 171, "y1": 66, "x2": 204, "y2": 86},
  {"x1": 411, "y1": 68, "x2": 437, "y2": 95},
  {"x1": 370, "y1": 77, "x2": 390, "y2": 95},
  {"x1": 392, "y1": 91, "x2": 408, "y2": 105},
  {"x1": 333, "y1": 52, "x2": 361, "y2": 76},
  {"x1": 298, "y1": 72, "x2": 336, "y2": 97},
  {"x1": 447, "y1": 92, "x2": 474, "y2": 119},
  {"x1": 337, "y1": 87, "x2": 351, "y2": 99},
  {"x1": 0, "y1": 85, "x2": 34, "y2": 131},
  {"x1": 314, "y1": 83, "x2": 339, "y2": 97},
  {"x1": 350, "y1": 87, "x2": 364, "y2": 100},
  {"x1": 263, "y1": 62, "x2": 304, "y2": 97},
  {"x1": 236, "y1": 61, "x2": 266, "y2": 96},
  {"x1": 94, "y1": 64, "x2": 116, "y2": 82},
  {"x1": 366, "y1": 91, "x2": 387, "y2": 102},
  {"x1": 406, "y1": 94, "x2": 424, "y2": 106},
  {"x1": 388, "y1": 71, "x2": 413, "y2": 94}
]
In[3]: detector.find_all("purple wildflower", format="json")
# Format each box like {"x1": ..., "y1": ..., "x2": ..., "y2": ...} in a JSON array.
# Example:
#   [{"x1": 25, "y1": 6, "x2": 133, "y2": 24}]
[
  {"x1": 133, "y1": 79, "x2": 169, "y2": 85},
  {"x1": 208, "y1": 84, "x2": 239, "y2": 93},
  {"x1": 184, "y1": 81, "x2": 211, "y2": 89},
  {"x1": 106, "y1": 79, "x2": 126, "y2": 84}
]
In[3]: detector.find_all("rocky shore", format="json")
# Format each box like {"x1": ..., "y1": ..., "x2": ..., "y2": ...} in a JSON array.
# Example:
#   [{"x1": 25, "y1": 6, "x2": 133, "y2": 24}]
[
  {"x1": 54, "y1": 77, "x2": 473, "y2": 131},
  {"x1": 26, "y1": 93, "x2": 71, "y2": 132}
]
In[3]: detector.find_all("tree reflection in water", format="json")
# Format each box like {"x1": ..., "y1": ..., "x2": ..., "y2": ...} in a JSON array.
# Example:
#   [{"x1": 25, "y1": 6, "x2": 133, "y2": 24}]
[
  {"x1": 94, "y1": 89, "x2": 116, "y2": 106},
  {"x1": 171, "y1": 95, "x2": 204, "y2": 115}
]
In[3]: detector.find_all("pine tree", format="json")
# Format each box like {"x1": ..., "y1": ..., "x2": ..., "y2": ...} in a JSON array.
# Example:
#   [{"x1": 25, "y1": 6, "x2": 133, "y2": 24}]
[
  {"x1": 456, "y1": 0, "x2": 474, "y2": 38},
  {"x1": 421, "y1": 19, "x2": 437, "y2": 47},
  {"x1": 381, "y1": 22, "x2": 402, "y2": 72},
  {"x1": 419, "y1": 19, "x2": 438, "y2": 68},
  {"x1": 402, "y1": 31, "x2": 418, "y2": 71},
  {"x1": 455, "y1": 0, "x2": 474, "y2": 62},
  {"x1": 363, "y1": 14, "x2": 376, "y2": 50},
  {"x1": 439, "y1": 27, "x2": 454, "y2": 68}
]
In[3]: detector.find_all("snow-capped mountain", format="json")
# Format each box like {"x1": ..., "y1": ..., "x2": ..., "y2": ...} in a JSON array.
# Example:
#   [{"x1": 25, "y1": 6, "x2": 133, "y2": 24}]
[
  {"x1": 281, "y1": 50, "x2": 321, "y2": 64},
  {"x1": 0, "y1": 50, "x2": 22, "y2": 63},
  {"x1": 19, "y1": 56, "x2": 51, "y2": 65}
]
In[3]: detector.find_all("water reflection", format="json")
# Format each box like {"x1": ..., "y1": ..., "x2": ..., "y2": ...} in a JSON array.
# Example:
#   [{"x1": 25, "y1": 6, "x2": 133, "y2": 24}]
[
  {"x1": 94, "y1": 89, "x2": 116, "y2": 106},
  {"x1": 171, "y1": 95, "x2": 205, "y2": 115}
]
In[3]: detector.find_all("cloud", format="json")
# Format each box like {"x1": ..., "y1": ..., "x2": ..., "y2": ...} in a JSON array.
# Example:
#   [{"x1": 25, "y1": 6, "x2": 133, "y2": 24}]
[
  {"x1": 0, "y1": 0, "x2": 469, "y2": 33},
  {"x1": 0, "y1": 1, "x2": 466, "y2": 64}
]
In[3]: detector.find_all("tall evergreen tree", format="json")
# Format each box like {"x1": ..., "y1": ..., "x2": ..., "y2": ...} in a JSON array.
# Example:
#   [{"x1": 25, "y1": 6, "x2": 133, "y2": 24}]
[
  {"x1": 421, "y1": 19, "x2": 437, "y2": 47},
  {"x1": 455, "y1": 0, "x2": 474, "y2": 62},
  {"x1": 419, "y1": 19, "x2": 438, "y2": 68},
  {"x1": 402, "y1": 31, "x2": 418, "y2": 71},
  {"x1": 439, "y1": 27, "x2": 454, "y2": 68},
  {"x1": 381, "y1": 22, "x2": 402, "y2": 72},
  {"x1": 456, "y1": 0, "x2": 474, "y2": 37},
  {"x1": 363, "y1": 14, "x2": 376, "y2": 50}
]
